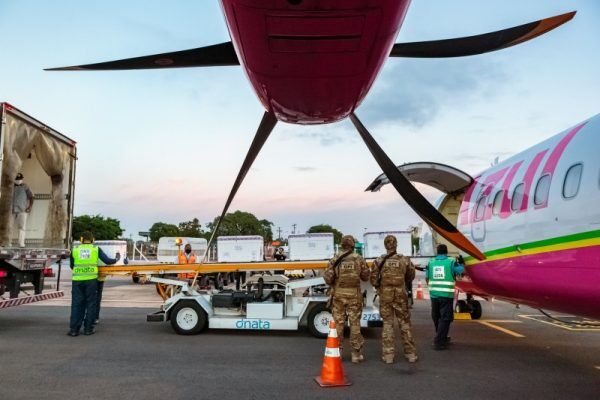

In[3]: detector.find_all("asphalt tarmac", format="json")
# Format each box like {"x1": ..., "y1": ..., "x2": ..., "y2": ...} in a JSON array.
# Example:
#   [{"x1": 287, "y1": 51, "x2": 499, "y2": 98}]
[{"x1": 1, "y1": 278, "x2": 599, "y2": 400}]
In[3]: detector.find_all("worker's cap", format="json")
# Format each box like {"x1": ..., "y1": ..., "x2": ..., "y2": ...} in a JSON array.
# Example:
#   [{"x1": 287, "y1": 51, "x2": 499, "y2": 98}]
[
  {"x1": 15, "y1": 173, "x2": 24, "y2": 180},
  {"x1": 340, "y1": 235, "x2": 355, "y2": 250},
  {"x1": 384, "y1": 235, "x2": 397, "y2": 250}
]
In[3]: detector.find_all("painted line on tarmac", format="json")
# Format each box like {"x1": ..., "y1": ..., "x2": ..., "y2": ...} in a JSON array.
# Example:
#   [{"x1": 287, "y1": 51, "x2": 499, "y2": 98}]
[
  {"x1": 519, "y1": 314, "x2": 600, "y2": 332},
  {"x1": 477, "y1": 321, "x2": 525, "y2": 338}
]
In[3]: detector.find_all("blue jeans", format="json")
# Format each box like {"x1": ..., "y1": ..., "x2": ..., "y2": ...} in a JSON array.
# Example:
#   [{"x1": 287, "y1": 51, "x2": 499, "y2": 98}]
[{"x1": 69, "y1": 280, "x2": 97, "y2": 332}]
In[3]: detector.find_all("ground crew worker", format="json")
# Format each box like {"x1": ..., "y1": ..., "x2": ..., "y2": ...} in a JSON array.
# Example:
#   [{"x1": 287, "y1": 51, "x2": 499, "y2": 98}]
[
  {"x1": 177, "y1": 243, "x2": 196, "y2": 280},
  {"x1": 425, "y1": 244, "x2": 464, "y2": 350},
  {"x1": 94, "y1": 252, "x2": 125, "y2": 326},
  {"x1": 12, "y1": 173, "x2": 34, "y2": 248},
  {"x1": 371, "y1": 235, "x2": 418, "y2": 364},
  {"x1": 324, "y1": 235, "x2": 370, "y2": 363},
  {"x1": 68, "y1": 231, "x2": 119, "y2": 336}
]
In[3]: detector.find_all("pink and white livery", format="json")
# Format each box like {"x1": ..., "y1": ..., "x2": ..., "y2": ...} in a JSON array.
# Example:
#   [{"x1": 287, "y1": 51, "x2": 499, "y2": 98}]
[{"x1": 367, "y1": 114, "x2": 600, "y2": 320}]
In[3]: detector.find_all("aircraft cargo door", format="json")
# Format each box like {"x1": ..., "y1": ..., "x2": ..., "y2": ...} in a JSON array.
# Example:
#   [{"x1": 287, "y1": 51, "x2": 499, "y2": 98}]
[{"x1": 366, "y1": 162, "x2": 473, "y2": 256}]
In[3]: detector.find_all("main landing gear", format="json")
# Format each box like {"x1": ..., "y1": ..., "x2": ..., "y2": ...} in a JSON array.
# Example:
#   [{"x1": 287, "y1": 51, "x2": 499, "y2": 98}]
[{"x1": 456, "y1": 294, "x2": 482, "y2": 320}]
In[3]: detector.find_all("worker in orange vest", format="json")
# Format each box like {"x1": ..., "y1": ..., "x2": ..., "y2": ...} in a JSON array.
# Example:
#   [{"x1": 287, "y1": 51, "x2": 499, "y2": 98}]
[{"x1": 177, "y1": 243, "x2": 197, "y2": 280}]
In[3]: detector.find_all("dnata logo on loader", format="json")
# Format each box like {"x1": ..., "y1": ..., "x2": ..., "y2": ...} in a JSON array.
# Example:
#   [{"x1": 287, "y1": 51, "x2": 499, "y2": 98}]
[{"x1": 235, "y1": 319, "x2": 271, "y2": 330}]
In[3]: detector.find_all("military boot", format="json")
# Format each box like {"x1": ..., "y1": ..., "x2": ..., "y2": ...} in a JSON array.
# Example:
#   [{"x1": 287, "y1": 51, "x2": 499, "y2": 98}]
[
  {"x1": 381, "y1": 354, "x2": 394, "y2": 364},
  {"x1": 351, "y1": 350, "x2": 364, "y2": 363}
]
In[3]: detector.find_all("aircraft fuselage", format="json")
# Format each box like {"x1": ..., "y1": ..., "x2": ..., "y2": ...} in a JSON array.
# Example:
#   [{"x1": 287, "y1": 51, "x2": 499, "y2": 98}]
[{"x1": 220, "y1": 0, "x2": 411, "y2": 124}]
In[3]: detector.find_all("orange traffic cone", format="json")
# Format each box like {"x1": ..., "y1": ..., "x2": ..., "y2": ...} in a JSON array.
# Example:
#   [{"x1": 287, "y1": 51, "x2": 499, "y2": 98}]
[
  {"x1": 416, "y1": 280, "x2": 424, "y2": 300},
  {"x1": 314, "y1": 320, "x2": 352, "y2": 387}
]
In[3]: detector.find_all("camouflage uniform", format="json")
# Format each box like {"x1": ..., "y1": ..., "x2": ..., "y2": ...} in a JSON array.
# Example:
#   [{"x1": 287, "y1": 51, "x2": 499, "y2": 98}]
[
  {"x1": 324, "y1": 236, "x2": 370, "y2": 363},
  {"x1": 371, "y1": 235, "x2": 418, "y2": 364}
]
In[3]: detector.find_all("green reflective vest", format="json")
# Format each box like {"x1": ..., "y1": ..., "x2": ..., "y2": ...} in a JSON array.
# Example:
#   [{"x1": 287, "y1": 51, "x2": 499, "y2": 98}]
[
  {"x1": 427, "y1": 257, "x2": 455, "y2": 298},
  {"x1": 72, "y1": 244, "x2": 99, "y2": 281}
]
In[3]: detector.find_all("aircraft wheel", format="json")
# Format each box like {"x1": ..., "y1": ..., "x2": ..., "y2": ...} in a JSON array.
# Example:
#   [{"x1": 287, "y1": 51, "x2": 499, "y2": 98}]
[
  {"x1": 170, "y1": 300, "x2": 207, "y2": 335},
  {"x1": 132, "y1": 273, "x2": 140, "y2": 284},
  {"x1": 469, "y1": 300, "x2": 482, "y2": 320},
  {"x1": 307, "y1": 303, "x2": 333, "y2": 338},
  {"x1": 455, "y1": 300, "x2": 469, "y2": 313}
]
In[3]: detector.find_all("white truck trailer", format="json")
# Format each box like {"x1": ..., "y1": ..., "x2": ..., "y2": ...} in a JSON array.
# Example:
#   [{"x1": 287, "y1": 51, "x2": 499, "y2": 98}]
[
  {"x1": 288, "y1": 233, "x2": 334, "y2": 261},
  {"x1": 363, "y1": 231, "x2": 412, "y2": 258},
  {"x1": 217, "y1": 235, "x2": 263, "y2": 262},
  {"x1": 0, "y1": 103, "x2": 76, "y2": 305}
]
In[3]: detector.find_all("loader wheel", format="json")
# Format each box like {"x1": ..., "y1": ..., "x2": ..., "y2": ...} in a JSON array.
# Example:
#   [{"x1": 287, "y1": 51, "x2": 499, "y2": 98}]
[
  {"x1": 170, "y1": 300, "x2": 207, "y2": 335},
  {"x1": 156, "y1": 283, "x2": 169, "y2": 300},
  {"x1": 307, "y1": 303, "x2": 333, "y2": 338}
]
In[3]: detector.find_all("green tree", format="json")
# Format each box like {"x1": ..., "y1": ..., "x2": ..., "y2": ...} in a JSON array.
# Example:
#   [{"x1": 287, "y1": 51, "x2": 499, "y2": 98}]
[
  {"x1": 72, "y1": 215, "x2": 124, "y2": 241},
  {"x1": 178, "y1": 218, "x2": 205, "y2": 238},
  {"x1": 149, "y1": 222, "x2": 180, "y2": 242},
  {"x1": 206, "y1": 210, "x2": 273, "y2": 242},
  {"x1": 307, "y1": 224, "x2": 343, "y2": 244}
]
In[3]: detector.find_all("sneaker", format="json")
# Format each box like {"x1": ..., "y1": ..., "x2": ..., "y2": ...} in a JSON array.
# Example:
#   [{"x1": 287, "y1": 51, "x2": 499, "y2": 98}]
[
  {"x1": 406, "y1": 354, "x2": 418, "y2": 363},
  {"x1": 67, "y1": 330, "x2": 79, "y2": 337},
  {"x1": 94, "y1": 319, "x2": 100, "y2": 325},
  {"x1": 433, "y1": 344, "x2": 447, "y2": 351},
  {"x1": 83, "y1": 328, "x2": 95, "y2": 336}
]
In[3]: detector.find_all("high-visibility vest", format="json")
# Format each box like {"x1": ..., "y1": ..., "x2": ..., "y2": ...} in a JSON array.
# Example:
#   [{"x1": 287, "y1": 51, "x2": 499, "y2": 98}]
[
  {"x1": 427, "y1": 257, "x2": 455, "y2": 298},
  {"x1": 178, "y1": 252, "x2": 196, "y2": 264},
  {"x1": 72, "y1": 244, "x2": 99, "y2": 281}
]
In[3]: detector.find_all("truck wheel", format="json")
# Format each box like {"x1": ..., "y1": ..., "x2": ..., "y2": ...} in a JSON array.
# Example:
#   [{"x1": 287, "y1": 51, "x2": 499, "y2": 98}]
[
  {"x1": 307, "y1": 303, "x2": 333, "y2": 338},
  {"x1": 170, "y1": 300, "x2": 207, "y2": 335},
  {"x1": 469, "y1": 300, "x2": 482, "y2": 320}
]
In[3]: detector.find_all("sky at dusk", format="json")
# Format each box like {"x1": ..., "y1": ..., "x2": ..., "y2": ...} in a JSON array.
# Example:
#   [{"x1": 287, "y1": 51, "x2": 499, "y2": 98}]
[{"x1": 0, "y1": 0, "x2": 598, "y2": 240}]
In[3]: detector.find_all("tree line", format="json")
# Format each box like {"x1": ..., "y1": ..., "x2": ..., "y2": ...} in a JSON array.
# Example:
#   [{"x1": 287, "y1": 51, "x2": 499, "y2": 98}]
[{"x1": 72, "y1": 211, "x2": 344, "y2": 244}]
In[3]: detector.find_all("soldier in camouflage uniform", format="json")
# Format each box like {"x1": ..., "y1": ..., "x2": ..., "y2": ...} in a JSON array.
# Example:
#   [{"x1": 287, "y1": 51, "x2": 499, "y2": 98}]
[
  {"x1": 324, "y1": 235, "x2": 370, "y2": 363},
  {"x1": 371, "y1": 235, "x2": 418, "y2": 364}
]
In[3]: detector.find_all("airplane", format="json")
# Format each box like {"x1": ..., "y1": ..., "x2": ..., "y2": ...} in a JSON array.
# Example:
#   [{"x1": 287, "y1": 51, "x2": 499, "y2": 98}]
[
  {"x1": 366, "y1": 114, "x2": 600, "y2": 320},
  {"x1": 48, "y1": 2, "x2": 575, "y2": 266}
]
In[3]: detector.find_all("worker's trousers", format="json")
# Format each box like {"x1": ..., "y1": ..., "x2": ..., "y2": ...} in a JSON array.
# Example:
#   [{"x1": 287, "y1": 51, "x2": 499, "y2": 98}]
[
  {"x1": 431, "y1": 297, "x2": 454, "y2": 346},
  {"x1": 70, "y1": 280, "x2": 97, "y2": 332},
  {"x1": 12, "y1": 212, "x2": 27, "y2": 247},
  {"x1": 94, "y1": 280, "x2": 105, "y2": 322}
]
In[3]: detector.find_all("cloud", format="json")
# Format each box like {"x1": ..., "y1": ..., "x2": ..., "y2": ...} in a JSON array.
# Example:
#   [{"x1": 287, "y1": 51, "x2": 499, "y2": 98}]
[
  {"x1": 292, "y1": 130, "x2": 347, "y2": 147},
  {"x1": 293, "y1": 166, "x2": 317, "y2": 172},
  {"x1": 359, "y1": 58, "x2": 507, "y2": 127}
]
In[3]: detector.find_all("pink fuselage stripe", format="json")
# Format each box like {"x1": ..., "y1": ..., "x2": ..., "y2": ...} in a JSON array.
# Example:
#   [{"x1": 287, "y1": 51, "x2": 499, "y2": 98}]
[{"x1": 465, "y1": 246, "x2": 600, "y2": 320}]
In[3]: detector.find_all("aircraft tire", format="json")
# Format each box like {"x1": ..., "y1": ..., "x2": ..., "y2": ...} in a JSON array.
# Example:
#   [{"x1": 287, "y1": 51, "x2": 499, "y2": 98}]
[{"x1": 469, "y1": 300, "x2": 482, "y2": 320}]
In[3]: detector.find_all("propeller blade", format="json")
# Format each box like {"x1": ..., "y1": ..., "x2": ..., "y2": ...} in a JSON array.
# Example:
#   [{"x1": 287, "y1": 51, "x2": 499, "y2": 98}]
[
  {"x1": 201, "y1": 112, "x2": 278, "y2": 261},
  {"x1": 349, "y1": 113, "x2": 485, "y2": 260},
  {"x1": 390, "y1": 11, "x2": 575, "y2": 58},
  {"x1": 45, "y1": 41, "x2": 239, "y2": 71}
]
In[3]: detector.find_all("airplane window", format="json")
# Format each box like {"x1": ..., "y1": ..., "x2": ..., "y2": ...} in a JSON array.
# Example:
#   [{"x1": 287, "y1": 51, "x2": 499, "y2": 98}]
[
  {"x1": 534, "y1": 174, "x2": 551, "y2": 206},
  {"x1": 492, "y1": 190, "x2": 503, "y2": 216},
  {"x1": 563, "y1": 163, "x2": 583, "y2": 199},
  {"x1": 474, "y1": 196, "x2": 487, "y2": 221},
  {"x1": 511, "y1": 183, "x2": 524, "y2": 211}
]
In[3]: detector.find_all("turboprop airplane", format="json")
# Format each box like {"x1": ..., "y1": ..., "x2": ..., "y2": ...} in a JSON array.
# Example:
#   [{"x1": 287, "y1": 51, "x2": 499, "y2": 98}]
[
  {"x1": 47, "y1": 1, "x2": 576, "y2": 262},
  {"x1": 366, "y1": 114, "x2": 600, "y2": 320}
]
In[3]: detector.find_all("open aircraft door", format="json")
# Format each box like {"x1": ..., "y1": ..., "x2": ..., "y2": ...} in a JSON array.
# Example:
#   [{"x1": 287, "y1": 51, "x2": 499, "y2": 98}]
[{"x1": 366, "y1": 162, "x2": 473, "y2": 256}]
